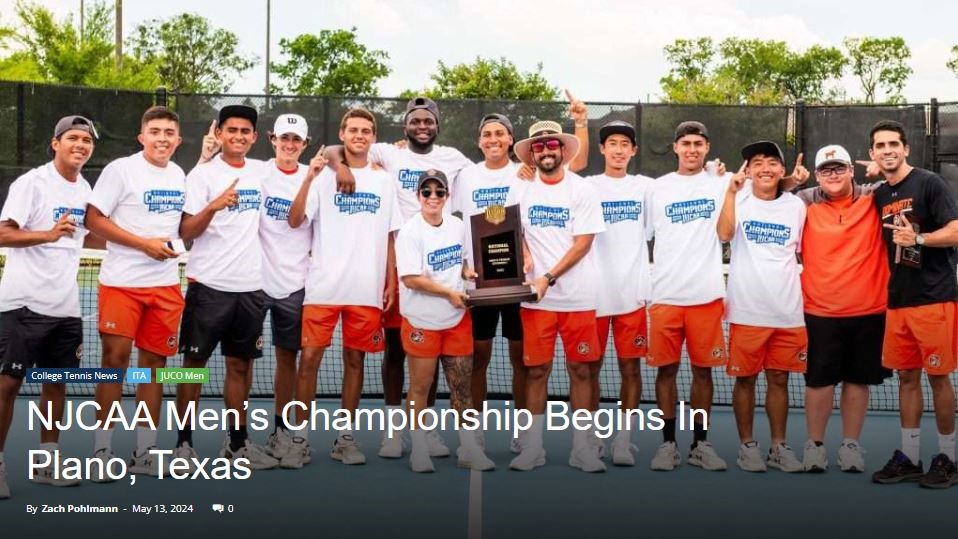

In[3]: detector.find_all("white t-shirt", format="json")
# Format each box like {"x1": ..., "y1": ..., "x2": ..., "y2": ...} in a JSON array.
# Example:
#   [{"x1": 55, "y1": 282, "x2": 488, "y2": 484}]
[
  {"x1": 369, "y1": 143, "x2": 472, "y2": 222},
  {"x1": 396, "y1": 213, "x2": 468, "y2": 330},
  {"x1": 88, "y1": 152, "x2": 185, "y2": 287},
  {"x1": 260, "y1": 159, "x2": 312, "y2": 299},
  {"x1": 586, "y1": 173, "x2": 653, "y2": 317},
  {"x1": 183, "y1": 155, "x2": 265, "y2": 293},
  {"x1": 725, "y1": 189, "x2": 806, "y2": 328},
  {"x1": 452, "y1": 161, "x2": 520, "y2": 267},
  {"x1": 505, "y1": 171, "x2": 606, "y2": 312},
  {"x1": 304, "y1": 165, "x2": 402, "y2": 307},
  {"x1": 0, "y1": 162, "x2": 91, "y2": 317},
  {"x1": 647, "y1": 170, "x2": 731, "y2": 306}
]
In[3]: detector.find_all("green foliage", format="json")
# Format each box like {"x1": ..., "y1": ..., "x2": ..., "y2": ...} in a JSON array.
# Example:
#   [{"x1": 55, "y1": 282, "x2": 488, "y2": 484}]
[
  {"x1": 843, "y1": 37, "x2": 912, "y2": 104},
  {"x1": 270, "y1": 28, "x2": 390, "y2": 96},
  {"x1": 0, "y1": 51, "x2": 43, "y2": 82},
  {"x1": 947, "y1": 45, "x2": 958, "y2": 77},
  {"x1": 407, "y1": 57, "x2": 558, "y2": 101},
  {"x1": 130, "y1": 13, "x2": 255, "y2": 93}
]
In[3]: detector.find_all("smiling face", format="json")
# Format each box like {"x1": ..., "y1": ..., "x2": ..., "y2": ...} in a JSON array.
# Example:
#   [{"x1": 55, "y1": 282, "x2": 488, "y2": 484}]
[
  {"x1": 600, "y1": 134, "x2": 636, "y2": 173},
  {"x1": 673, "y1": 134, "x2": 709, "y2": 173},
  {"x1": 417, "y1": 179, "x2": 447, "y2": 218},
  {"x1": 217, "y1": 117, "x2": 257, "y2": 159},
  {"x1": 270, "y1": 132, "x2": 307, "y2": 163},
  {"x1": 532, "y1": 138, "x2": 564, "y2": 174},
  {"x1": 478, "y1": 121, "x2": 513, "y2": 163},
  {"x1": 139, "y1": 118, "x2": 181, "y2": 167},
  {"x1": 815, "y1": 162, "x2": 853, "y2": 198},
  {"x1": 52, "y1": 129, "x2": 95, "y2": 172},
  {"x1": 405, "y1": 109, "x2": 438, "y2": 150},
  {"x1": 746, "y1": 154, "x2": 785, "y2": 194},
  {"x1": 869, "y1": 129, "x2": 910, "y2": 176},
  {"x1": 340, "y1": 116, "x2": 376, "y2": 156}
]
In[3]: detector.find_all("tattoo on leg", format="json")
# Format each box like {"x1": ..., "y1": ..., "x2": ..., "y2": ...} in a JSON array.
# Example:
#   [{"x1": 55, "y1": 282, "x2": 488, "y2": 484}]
[{"x1": 440, "y1": 355, "x2": 474, "y2": 416}]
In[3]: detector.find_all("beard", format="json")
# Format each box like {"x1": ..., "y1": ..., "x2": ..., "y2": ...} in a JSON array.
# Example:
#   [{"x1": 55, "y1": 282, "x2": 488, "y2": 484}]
[
  {"x1": 407, "y1": 132, "x2": 437, "y2": 152},
  {"x1": 536, "y1": 155, "x2": 561, "y2": 174}
]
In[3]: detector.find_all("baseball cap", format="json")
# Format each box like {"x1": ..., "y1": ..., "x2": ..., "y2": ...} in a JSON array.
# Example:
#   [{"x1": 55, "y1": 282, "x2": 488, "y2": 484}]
[
  {"x1": 272, "y1": 114, "x2": 308, "y2": 139},
  {"x1": 815, "y1": 144, "x2": 852, "y2": 169},
  {"x1": 405, "y1": 96, "x2": 440, "y2": 123},
  {"x1": 599, "y1": 120, "x2": 636, "y2": 145},
  {"x1": 478, "y1": 113, "x2": 513, "y2": 136},
  {"x1": 674, "y1": 121, "x2": 709, "y2": 142},
  {"x1": 218, "y1": 105, "x2": 258, "y2": 129},
  {"x1": 741, "y1": 140, "x2": 784, "y2": 164},
  {"x1": 417, "y1": 169, "x2": 449, "y2": 191},
  {"x1": 54, "y1": 115, "x2": 98, "y2": 140}
]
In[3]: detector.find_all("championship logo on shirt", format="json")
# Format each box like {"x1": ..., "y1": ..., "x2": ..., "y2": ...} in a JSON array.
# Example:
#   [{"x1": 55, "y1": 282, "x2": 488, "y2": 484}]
[
  {"x1": 398, "y1": 169, "x2": 425, "y2": 190},
  {"x1": 601, "y1": 200, "x2": 642, "y2": 224},
  {"x1": 228, "y1": 189, "x2": 262, "y2": 213},
  {"x1": 143, "y1": 190, "x2": 186, "y2": 213},
  {"x1": 665, "y1": 198, "x2": 715, "y2": 224},
  {"x1": 472, "y1": 187, "x2": 510, "y2": 209},
  {"x1": 528, "y1": 205, "x2": 570, "y2": 228},
  {"x1": 264, "y1": 196, "x2": 293, "y2": 220},
  {"x1": 743, "y1": 221, "x2": 791, "y2": 246},
  {"x1": 52, "y1": 207, "x2": 86, "y2": 227},
  {"x1": 427, "y1": 244, "x2": 463, "y2": 272},
  {"x1": 334, "y1": 192, "x2": 382, "y2": 215}
]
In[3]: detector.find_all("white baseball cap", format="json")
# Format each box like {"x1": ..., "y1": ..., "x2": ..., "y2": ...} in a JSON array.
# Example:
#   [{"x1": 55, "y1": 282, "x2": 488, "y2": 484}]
[
  {"x1": 814, "y1": 144, "x2": 851, "y2": 169},
  {"x1": 272, "y1": 114, "x2": 308, "y2": 139}
]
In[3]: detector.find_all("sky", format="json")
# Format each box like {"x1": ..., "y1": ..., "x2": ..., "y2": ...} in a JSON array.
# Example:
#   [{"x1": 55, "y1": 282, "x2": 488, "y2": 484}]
[{"x1": 2, "y1": 0, "x2": 957, "y2": 103}]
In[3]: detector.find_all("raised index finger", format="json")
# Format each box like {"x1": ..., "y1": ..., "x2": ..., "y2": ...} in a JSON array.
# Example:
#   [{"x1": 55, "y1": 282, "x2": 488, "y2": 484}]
[
  {"x1": 208, "y1": 120, "x2": 217, "y2": 136},
  {"x1": 315, "y1": 144, "x2": 326, "y2": 158},
  {"x1": 564, "y1": 89, "x2": 576, "y2": 103},
  {"x1": 794, "y1": 153, "x2": 804, "y2": 169},
  {"x1": 229, "y1": 178, "x2": 240, "y2": 189}
]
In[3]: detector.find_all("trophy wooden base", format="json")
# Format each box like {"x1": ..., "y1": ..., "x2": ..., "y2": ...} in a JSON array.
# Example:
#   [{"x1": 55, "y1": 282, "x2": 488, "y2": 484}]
[{"x1": 466, "y1": 285, "x2": 538, "y2": 307}]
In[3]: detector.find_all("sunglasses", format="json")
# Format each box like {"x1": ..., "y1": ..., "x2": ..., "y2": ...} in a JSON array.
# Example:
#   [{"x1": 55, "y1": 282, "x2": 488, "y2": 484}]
[
  {"x1": 816, "y1": 165, "x2": 848, "y2": 177},
  {"x1": 420, "y1": 188, "x2": 448, "y2": 198},
  {"x1": 531, "y1": 139, "x2": 563, "y2": 153}
]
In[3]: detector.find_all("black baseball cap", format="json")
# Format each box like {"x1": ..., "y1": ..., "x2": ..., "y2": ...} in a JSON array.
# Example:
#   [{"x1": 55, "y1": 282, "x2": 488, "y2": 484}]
[
  {"x1": 405, "y1": 96, "x2": 440, "y2": 123},
  {"x1": 54, "y1": 115, "x2": 98, "y2": 140},
  {"x1": 599, "y1": 120, "x2": 636, "y2": 145},
  {"x1": 218, "y1": 105, "x2": 258, "y2": 129},
  {"x1": 417, "y1": 169, "x2": 449, "y2": 191},
  {"x1": 478, "y1": 113, "x2": 513, "y2": 136},
  {"x1": 741, "y1": 140, "x2": 785, "y2": 164},
  {"x1": 674, "y1": 121, "x2": 709, "y2": 142}
]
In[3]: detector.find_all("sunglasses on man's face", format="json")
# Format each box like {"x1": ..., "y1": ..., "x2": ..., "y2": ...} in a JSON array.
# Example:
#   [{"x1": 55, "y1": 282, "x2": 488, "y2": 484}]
[
  {"x1": 420, "y1": 188, "x2": 448, "y2": 198},
  {"x1": 531, "y1": 139, "x2": 562, "y2": 153}
]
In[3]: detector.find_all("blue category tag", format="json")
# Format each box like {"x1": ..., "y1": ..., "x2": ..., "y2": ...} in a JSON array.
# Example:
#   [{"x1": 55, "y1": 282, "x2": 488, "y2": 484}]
[
  {"x1": 125, "y1": 368, "x2": 152, "y2": 384},
  {"x1": 26, "y1": 368, "x2": 124, "y2": 384}
]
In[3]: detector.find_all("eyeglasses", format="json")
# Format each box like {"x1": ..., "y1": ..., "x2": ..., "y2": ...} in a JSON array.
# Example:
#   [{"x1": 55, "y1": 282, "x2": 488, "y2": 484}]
[
  {"x1": 816, "y1": 165, "x2": 848, "y2": 177},
  {"x1": 531, "y1": 139, "x2": 562, "y2": 153},
  {"x1": 420, "y1": 188, "x2": 448, "y2": 198}
]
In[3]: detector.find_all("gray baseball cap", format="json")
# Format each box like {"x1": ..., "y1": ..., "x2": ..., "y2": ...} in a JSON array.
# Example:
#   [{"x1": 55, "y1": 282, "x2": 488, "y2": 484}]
[
  {"x1": 54, "y1": 115, "x2": 98, "y2": 140},
  {"x1": 478, "y1": 113, "x2": 513, "y2": 136},
  {"x1": 405, "y1": 96, "x2": 440, "y2": 123}
]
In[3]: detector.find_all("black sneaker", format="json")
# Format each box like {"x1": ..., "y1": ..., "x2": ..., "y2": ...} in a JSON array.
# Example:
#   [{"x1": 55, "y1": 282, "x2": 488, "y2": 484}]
[
  {"x1": 872, "y1": 449, "x2": 924, "y2": 484},
  {"x1": 919, "y1": 453, "x2": 958, "y2": 489}
]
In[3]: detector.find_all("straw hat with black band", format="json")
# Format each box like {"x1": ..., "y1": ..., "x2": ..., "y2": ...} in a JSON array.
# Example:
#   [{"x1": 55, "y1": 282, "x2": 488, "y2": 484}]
[{"x1": 513, "y1": 120, "x2": 580, "y2": 168}]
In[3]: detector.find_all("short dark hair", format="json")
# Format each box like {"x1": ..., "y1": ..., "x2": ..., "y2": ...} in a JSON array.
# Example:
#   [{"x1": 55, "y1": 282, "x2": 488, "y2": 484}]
[
  {"x1": 340, "y1": 108, "x2": 377, "y2": 135},
  {"x1": 869, "y1": 120, "x2": 907, "y2": 147},
  {"x1": 141, "y1": 106, "x2": 179, "y2": 126}
]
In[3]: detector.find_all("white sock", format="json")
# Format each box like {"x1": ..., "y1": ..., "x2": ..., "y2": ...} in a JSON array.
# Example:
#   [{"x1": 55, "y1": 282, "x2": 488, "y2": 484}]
[
  {"x1": 526, "y1": 414, "x2": 545, "y2": 451},
  {"x1": 410, "y1": 427, "x2": 429, "y2": 454},
  {"x1": 901, "y1": 428, "x2": 921, "y2": 463},
  {"x1": 458, "y1": 429, "x2": 480, "y2": 452},
  {"x1": 339, "y1": 428, "x2": 353, "y2": 439},
  {"x1": 38, "y1": 442, "x2": 57, "y2": 459},
  {"x1": 384, "y1": 405, "x2": 401, "y2": 439},
  {"x1": 572, "y1": 427, "x2": 590, "y2": 452},
  {"x1": 136, "y1": 427, "x2": 157, "y2": 455},
  {"x1": 94, "y1": 428, "x2": 114, "y2": 452},
  {"x1": 938, "y1": 431, "x2": 956, "y2": 461}
]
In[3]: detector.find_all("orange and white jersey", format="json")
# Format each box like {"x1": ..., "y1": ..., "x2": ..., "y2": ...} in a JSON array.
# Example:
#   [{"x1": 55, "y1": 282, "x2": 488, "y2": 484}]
[
  {"x1": 647, "y1": 170, "x2": 731, "y2": 306},
  {"x1": 725, "y1": 189, "x2": 806, "y2": 328}
]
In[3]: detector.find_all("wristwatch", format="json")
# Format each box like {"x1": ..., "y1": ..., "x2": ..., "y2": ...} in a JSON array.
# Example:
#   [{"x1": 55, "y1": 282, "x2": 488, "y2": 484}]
[
  {"x1": 544, "y1": 272, "x2": 558, "y2": 287},
  {"x1": 915, "y1": 234, "x2": 926, "y2": 246}
]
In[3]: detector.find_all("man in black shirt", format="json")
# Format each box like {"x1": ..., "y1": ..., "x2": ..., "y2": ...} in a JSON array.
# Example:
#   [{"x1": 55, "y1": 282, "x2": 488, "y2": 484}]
[{"x1": 870, "y1": 120, "x2": 958, "y2": 489}]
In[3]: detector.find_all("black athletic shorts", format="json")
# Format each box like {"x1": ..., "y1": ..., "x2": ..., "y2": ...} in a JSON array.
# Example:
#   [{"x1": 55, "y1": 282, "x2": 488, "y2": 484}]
[
  {"x1": 471, "y1": 303, "x2": 523, "y2": 341},
  {"x1": 0, "y1": 307, "x2": 83, "y2": 378},
  {"x1": 179, "y1": 282, "x2": 268, "y2": 360},
  {"x1": 804, "y1": 312, "x2": 892, "y2": 387},
  {"x1": 264, "y1": 288, "x2": 304, "y2": 352}
]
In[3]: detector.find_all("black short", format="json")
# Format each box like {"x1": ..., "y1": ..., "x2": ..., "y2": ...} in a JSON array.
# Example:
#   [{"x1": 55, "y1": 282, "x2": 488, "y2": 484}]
[
  {"x1": 265, "y1": 289, "x2": 304, "y2": 352},
  {"x1": 0, "y1": 307, "x2": 82, "y2": 378},
  {"x1": 804, "y1": 312, "x2": 892, "y2": 387},
  {"x1": 179, "y1": 282, "x2": 268, "y2": 360},
  {"x1": 471, "y1": 303, "x2": 523, "y2": 341}
]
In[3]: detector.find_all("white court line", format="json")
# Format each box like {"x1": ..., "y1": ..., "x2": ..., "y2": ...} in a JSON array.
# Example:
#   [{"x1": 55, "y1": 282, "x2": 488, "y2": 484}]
[{"x1": 468, "y1": 468, "x2": 482, "y2": 539}]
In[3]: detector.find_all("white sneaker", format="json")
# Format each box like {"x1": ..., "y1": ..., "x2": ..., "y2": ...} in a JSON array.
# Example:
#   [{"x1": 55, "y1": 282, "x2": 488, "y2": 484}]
[
  {"x1": 509, "y1": 437, "x2": 522, "y2": 454},
  {"x1": 129, "y1": 447, "x2": 160, "y2": 476},
  {"x1": 569, "y1": 446, "x2": 607, "y2": 473},
  {"x1": 650, "y1": 441, "x2": 681, "y2": 471},
  {"x1": 611, "y1": 435, "x2": 637, "y2": 467},
  {"x1": 837, "y1": 441, "x2": 865, "y2": 473},
  {"x1": 330, "y1": 435, "x2": 366, "y2": 465},
  {"x1": 736, "y1": 442, "x2": 767, "y2": 472},
  {"x1": 0, "y1": 462, "x2": 10, "y2": 499},
  {"x1": 266, "y1": 430, "x2": 293, "y2": 459},
  {"x1": 457, "y1": 445, "x2": 496, "y2": 471},
  {"x1": 688, "y1": 441, "x2": 727, "y2": 471},
  {"x1": 590, "y1": 433, "x2": 607, "y2": 460},
  {"x1": 280, "y1": 437, "x2": 311, "y2": 469},
  {"x1": 802, "y1": 440, "x2": 828, "y2": 473},
  {"x1": 509, "y1": 447, "x2": 546, "y2": 471},
  {"x1": 90, "y1": 448, "x2": 117, "y2": 483},
  {"x1": 475, "y1": 429, "x2": 486, "y2": 451},
  {"x1": 768, "y1": 442, "x2": 803, "y2": 473},
  {"x1": 225, "y1": 440, "x2": 279, "y2": 470},
  {"x1": 31, "y1": 452, "x2": 81, "y2": 487},
  {"x1": 379, "y1": 431, "x2": 405, "y2": 459},
  {"x1": 426, "y1": 429, "x2": 450, "y2": 458},
  {"x1": 409, "y1": 450, "x2": 435, "y2": 473},
  {"x1": 173, "y1": 442, "x2": 200, "y2": 473}
]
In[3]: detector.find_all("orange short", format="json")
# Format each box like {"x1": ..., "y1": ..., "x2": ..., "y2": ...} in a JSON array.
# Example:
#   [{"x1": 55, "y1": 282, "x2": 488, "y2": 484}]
[
  {"x1": 302, "y1": 305, "x2": 385, "y2": 353},
  {"x1": 882, "y1": 302, "x2": 958, "y2": 375},
  {"x1": 726, "y1": 324, "x2": 808, "y2": 377},
  {"x1": 520, "y1": 308, "x2": 601, "y2": 367},
  {"x1": 401, "y1": 313, "x2": 473, "y2": 358},
  {"x1": 382, "y1": 295, "x2": 402, "y2": 330},
  {"x1": 648, "y1": 299, "x2": 726, "y2": 368},
  {"x1": 597, "y1": 308, "x2": 648, "y2": 359},
  {"x1": 98, "y1": 284, "x2": 184, "y2": 357}
]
